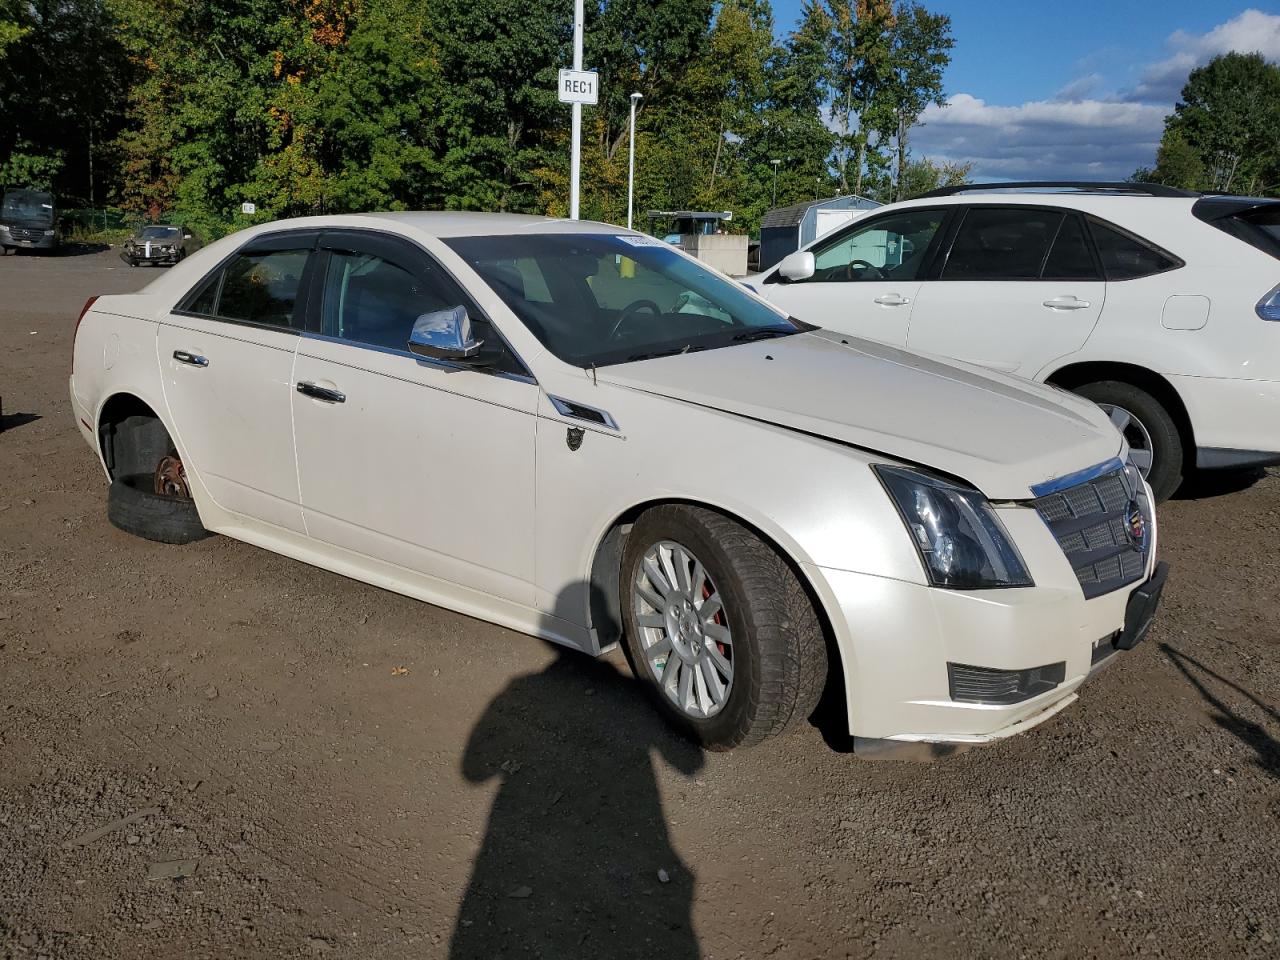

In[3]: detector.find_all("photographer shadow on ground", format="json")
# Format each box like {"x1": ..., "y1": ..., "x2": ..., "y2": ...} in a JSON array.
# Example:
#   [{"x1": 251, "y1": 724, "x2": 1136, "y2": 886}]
[{"x1": 449, "y1": 586, "x2": 705, "y2": 960}]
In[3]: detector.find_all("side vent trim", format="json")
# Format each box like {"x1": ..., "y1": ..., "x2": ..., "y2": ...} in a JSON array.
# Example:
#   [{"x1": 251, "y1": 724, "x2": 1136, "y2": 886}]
[{"x1": 547, "y1": 395, "x2": 620, "y2": 431}]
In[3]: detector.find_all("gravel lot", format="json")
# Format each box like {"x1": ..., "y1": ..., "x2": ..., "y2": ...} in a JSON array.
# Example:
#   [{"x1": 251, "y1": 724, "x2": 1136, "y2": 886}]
[{"x1": 1, "y1": 249, "x2": 1277, "y2": 960}]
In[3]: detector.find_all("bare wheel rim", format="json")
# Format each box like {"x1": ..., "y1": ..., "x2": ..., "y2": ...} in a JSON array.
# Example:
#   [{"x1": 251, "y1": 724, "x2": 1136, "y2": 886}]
[
  {"x1": 1099, "y1": 403, "x2": 1154, "y2": 477},
  {"x1": 633, "y1": 539, "x2": 734, "y2": 719}
]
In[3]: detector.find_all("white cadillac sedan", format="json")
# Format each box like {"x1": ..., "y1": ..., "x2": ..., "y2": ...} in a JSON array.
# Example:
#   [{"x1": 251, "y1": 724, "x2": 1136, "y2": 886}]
[{"x1": 70, "y1": 213, "x2": 1167, "y2": 754}]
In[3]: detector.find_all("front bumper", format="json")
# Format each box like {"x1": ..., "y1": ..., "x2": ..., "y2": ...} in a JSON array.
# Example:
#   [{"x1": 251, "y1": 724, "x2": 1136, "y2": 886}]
[
  {"x1": 121, "y1": 247, "x2": 181, "y2": 265},
  {"x1": 807, "y1": 509, "x2": 1165, "y2": 748},
  {"x1": 1, "y1": 229, "x2": 56, "y2": 250}
]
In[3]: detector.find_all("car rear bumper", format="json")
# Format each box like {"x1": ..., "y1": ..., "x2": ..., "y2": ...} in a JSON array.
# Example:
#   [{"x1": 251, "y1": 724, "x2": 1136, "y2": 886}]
[
  {"x1": 1171, "y1": 373, "x2": 1280, "y2": 466},
  {"x1": 806, "y1": 555, "x2": 1166, "y2": 747}
]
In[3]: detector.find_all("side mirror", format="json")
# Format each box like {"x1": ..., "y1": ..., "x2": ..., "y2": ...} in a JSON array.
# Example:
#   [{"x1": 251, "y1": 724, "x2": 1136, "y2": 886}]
[
  {"x1": 777, "y1": 250, "x2": 815, "y2": 282},
  {"x1": 407, "y1": 305, "x2": 483, "y2": 362},
  {"x1": 183, "y1": 233, "x2": 193, "y2": 240}
]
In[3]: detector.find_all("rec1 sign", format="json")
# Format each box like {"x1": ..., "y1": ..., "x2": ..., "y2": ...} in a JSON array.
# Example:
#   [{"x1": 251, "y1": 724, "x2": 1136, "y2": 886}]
[{"x1": 558, "y1": 68, "x2": 598, "y2": 105}]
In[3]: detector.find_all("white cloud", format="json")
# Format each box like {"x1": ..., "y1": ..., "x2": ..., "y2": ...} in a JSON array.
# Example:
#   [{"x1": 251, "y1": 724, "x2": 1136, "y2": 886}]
[
  {"x1": 912, "y1": 94, "x2": 1166, "y2": 181},
  {"x1": 1052, "y1": 73, "x2": 1102, "y2": 102},
  {"x1": 1129, "y1": 8, "x2": 1280, "y2": 102},
  {"x1": 912, "y1": 9, "x2": 1280, "y2": 180}
]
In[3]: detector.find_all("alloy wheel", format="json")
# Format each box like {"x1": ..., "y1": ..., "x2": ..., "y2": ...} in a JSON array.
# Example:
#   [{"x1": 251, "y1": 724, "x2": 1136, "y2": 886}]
[
  {"x1": 632, "y1": 540, "x2": 734, "y2": 719},
  {"x1": 1099, "y1": 403, "x2": 1154, "y2": 477}
]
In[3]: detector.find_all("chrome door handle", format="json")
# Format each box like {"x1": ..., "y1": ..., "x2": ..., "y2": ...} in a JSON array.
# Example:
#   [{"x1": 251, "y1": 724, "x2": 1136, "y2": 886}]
[
  {"x1": 296, "y1": 381, "x2": 346, "y2": 404},
  {"x1": 1042, "y1": 297, "x2": 1091, "y2": 310},
  {"x1": 873, "y1": 294, "x2": 911, "y2": 306},
  {"x1": 172, "y1": 350, "x2": 209, "y2": 367}
]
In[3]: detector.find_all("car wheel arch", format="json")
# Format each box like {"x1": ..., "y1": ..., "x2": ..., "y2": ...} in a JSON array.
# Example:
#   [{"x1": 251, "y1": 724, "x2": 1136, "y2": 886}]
[
  {"x1": 1044, "y1": 361, "x2": 1196, "y2": 459},
  {"x1": 585, "y1": 496, "x2": 846, "y2": 709},
  {"x1": 95, "y1": 391, "x2": 182, "y2": 482}
]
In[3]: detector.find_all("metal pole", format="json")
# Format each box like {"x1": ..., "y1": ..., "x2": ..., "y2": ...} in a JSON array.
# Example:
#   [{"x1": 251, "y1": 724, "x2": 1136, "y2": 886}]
[
  {"x1": 569, "y1": 0, "x2": 584, "y2": 220},
  {"x1": 627, "y1": 92, "x2": 642, "y2": 230},
  {"x1": 770, "y1": 159, "x2": 781, "y2": 207}
]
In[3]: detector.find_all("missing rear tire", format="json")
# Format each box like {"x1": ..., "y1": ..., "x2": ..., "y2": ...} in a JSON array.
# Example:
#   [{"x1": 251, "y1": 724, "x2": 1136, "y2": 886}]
[{"x1": 107, "y1": 473, "x2": 210, "y2": 545}]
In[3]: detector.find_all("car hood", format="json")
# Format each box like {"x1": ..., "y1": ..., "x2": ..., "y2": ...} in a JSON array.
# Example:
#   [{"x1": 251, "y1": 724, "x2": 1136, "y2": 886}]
[{"x1": 600, "y1": 330, "x2": 1121, "y2": 500}]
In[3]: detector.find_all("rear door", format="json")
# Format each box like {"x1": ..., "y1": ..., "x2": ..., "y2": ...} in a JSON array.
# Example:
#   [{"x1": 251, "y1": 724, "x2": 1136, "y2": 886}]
[
  {"x1": 906, "y1": 206, "x2": 1105, "y2": 376},
  {"x1": 759, "y1": 207, "x2": 950, "y2": 346},
  {"x1": 290, "y1": 229, "x2": 539, "y2": 603},
  {"x1": 157, "y1": 232, "x2": 318, "y2": 532}
]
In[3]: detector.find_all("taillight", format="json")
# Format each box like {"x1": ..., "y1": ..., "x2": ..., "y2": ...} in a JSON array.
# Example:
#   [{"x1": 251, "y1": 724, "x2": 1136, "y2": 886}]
[
  {"x1": 72, "y1": 296, "x2": 99, "y2": 373},
  {"x1": 1257, "y1": 284, "x2": 1280, "y2": 322}
]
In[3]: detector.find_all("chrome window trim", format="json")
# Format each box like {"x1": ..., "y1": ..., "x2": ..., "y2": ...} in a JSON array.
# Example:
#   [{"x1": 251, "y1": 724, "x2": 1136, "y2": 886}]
[{"x1": 299, "y1": 331, "x2": 537, "y2": 385}]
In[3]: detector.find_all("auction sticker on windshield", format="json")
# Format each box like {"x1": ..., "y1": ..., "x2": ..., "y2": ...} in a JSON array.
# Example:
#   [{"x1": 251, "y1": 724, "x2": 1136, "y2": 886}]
[{"x1": 616, "y1": 235, "x2": 667, "y2": 247}]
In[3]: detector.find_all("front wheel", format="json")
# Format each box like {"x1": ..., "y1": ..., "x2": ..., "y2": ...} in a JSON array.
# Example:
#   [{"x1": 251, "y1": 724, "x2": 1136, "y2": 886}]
[
  {"x1": 1074, "y1": 380, "x2": 1184, "y2": 501},
  {"x1": 620, "y1": 505, "x2": 827, "y2": 751}
]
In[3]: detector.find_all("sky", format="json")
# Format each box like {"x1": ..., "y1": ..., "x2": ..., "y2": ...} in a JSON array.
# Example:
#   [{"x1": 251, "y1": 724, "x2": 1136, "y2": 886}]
[{"x1": 769, "y1": 1, "x2": 1280, "y2": 181}]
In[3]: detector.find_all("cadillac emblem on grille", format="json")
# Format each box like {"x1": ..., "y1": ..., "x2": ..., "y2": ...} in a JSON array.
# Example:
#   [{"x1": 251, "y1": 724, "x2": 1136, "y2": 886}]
[{"x1": 1126, "y1": 502, "x2": 1146, "y2": 550}]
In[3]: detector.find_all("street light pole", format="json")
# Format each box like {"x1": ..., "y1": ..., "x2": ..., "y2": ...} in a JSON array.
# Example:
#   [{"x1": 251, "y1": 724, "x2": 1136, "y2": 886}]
[
  {"x1": 770, "y1": 158, "x2": 781, "y2": 207},
  {"x1": 569, "y1": 0, "x2": 584, "y2": 220},
  {"x1": 627, "y1": 92, "x2": 642, "y2": 231}
]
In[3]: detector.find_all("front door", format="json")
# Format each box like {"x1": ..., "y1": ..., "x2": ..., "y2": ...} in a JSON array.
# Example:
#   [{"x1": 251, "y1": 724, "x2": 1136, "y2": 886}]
[
  {"x1": 760, "y1": 207, "x2": 950, "y2": 346},
  {"x1": 290, "y1": 230, "x2": 539, "y2": 605},
  {"x1": 157, "y1": 232, "x2": 318, "y2": 533},
  {"x1": 906, "y1": 206, "x2": 1105, "y2": 376}
]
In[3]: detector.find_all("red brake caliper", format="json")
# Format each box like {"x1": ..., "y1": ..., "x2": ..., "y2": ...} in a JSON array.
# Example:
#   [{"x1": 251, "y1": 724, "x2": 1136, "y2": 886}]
[{"x1": 703, "y1": 582, "x2": 728, "y2": 660}]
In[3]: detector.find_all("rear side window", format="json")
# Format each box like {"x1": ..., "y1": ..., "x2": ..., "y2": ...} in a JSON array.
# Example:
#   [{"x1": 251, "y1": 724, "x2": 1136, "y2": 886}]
[
  {"x1": 1087, "y1": 220, "x2": 1180, "y2": 281},
  {"x1": 942, "y1": 208, "x2": 1063, "y2": 280},
  {"x1": 181, "y1": 246, "x2": 312, "y2": 328},
  {"x1": 218, "y1": 250, "x2": 310, "y2": 326},
  {"x1": 1042, "y1": 215, "x2": 1100, "y2": 280}
]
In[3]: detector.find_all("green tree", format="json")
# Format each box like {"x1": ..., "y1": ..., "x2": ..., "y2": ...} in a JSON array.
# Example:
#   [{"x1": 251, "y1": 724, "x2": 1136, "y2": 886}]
[
  {"x1": 894, "y1": 155, "x2": 968, "y2": 199},
  {"x1": 884, "y1": 0, "x2": 951, "y2": 201},
  {"x1": 1167, "y1": 52, "x2": 1280, "y2": 194},
  {"x1": 826, "y1": 0, "x2": 896, "y2": 196},
  {"x1": 0, "y1": 0, "x2": 132, "y2": 203},
  {"x1": 1150, "y1": 128, "x2": 1206, "y2": 190}
]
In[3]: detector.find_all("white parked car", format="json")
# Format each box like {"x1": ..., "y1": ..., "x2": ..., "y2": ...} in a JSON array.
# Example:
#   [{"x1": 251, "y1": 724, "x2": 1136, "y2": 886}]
[
  {"x1": 751, "y1": 182, "x2": 1280, "y2": 501},
  {"x1": 70, "y1": 212, "x2": 1165, "y2": 753}
]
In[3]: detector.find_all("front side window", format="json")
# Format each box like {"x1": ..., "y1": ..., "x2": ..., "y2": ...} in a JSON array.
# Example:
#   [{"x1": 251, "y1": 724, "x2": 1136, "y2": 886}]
[
  {"x1": 318, "y1": 243, "x2": 526, "y2": 375},
  {"x1": 447, "y1": 233, "x2": 804, "y2": 367},
  {"x1": 803, "y1": 208, "x2": 946, "y2": 282},
  {"x1": 1088, "y1": 220, "x2": 1180, "y2": 280},
  {"x1": 320, "y1": 251, "x2": 460, "y2": 350}
]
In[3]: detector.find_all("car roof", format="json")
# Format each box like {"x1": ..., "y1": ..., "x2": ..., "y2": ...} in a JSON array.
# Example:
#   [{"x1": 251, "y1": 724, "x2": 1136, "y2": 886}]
[{"x1": 296, "y1": 211, "x2": 628, "y2": 239}]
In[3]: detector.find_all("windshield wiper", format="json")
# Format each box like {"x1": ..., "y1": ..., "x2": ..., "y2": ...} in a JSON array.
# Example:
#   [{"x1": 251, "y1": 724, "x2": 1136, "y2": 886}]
[{"x1": 730, "y1": 328, "x2": 793, "y2": 343}]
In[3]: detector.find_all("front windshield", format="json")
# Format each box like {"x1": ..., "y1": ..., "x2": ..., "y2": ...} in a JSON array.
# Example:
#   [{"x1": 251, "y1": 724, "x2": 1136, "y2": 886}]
[
  {"x1": 2, "y1": 190, "x2": 54, "y2": 225},
  {"x1": 446, "y1": 233, "x2": 808, "y2": 367},
  {"x1": 137, "y1": 225, "x2": 181, "y2": 240}
]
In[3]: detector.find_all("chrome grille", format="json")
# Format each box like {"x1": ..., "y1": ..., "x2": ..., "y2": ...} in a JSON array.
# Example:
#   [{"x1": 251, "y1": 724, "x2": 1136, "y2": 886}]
[
  {"x1": 1034, "y1": 466, "x2": 1151, "y2": 599},
  {"x1": 9, "y1": 226, "x2": 43, "y2": 241}
]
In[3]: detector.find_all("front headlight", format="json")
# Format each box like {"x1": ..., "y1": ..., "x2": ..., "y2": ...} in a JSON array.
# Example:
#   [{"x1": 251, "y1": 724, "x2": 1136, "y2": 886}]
[
  {"x1": 43, "y1": 229, "x2": 54, "y2": 236},
  {"x1": 875, "y1": 465, "x2": 1033, "y2": 589}
]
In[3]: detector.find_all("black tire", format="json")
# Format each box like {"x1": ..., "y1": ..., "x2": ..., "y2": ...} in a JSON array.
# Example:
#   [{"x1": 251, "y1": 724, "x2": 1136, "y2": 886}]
[
  {"x1": 107, "y1": 473, "x2": 211, "y2": 544},
  {"x1": 1074, "y1": 380, "x2": 1184, "y2": 502},
  {"x1": 620, "y1": 504, "x2": 827, "y2": 751}
]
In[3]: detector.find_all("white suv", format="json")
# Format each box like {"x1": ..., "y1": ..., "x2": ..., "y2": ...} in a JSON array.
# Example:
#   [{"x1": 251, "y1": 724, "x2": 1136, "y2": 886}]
[{"x1": 751, "y1": 182, "x2": 1280, "y2": 501}]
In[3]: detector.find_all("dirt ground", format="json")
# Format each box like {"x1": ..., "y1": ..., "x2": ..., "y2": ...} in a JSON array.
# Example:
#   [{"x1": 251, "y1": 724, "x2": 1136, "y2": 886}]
[{"x1": 1, "y1": 248, "x2": 1277, "y2": 960}]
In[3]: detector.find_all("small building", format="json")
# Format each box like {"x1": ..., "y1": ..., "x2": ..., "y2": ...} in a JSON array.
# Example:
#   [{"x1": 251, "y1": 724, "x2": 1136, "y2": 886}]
[
  {"x1": 758, "y1": 195, "x2": 880, "y2": 272},
  {"x1": 646, "y1": 210, "x2": 748, "y2": 276}
]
